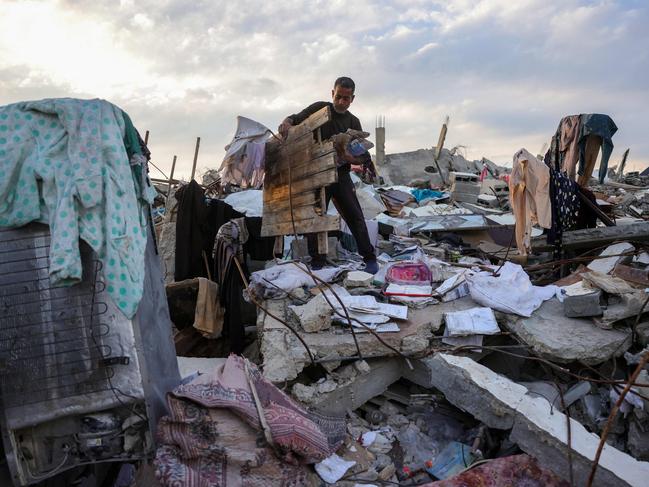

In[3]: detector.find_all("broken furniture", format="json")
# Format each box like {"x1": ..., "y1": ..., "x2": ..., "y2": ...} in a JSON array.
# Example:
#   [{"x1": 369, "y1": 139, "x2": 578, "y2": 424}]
[{"x1": 261, "y1": 105, "x2": 339, "y2": 255}]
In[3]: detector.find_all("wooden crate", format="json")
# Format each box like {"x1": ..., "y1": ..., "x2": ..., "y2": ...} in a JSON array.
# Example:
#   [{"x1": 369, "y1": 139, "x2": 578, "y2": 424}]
[{"x1": 261, "y1": 106, "x2": 339, "y2": 254}]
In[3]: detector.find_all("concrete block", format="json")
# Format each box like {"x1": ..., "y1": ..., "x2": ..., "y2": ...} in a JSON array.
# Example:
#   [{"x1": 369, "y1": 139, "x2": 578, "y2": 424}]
[
  {"x1": 451, "y1": 181, "x2": 481, "y2": 195},
  {"x1": 481, "y1": 179, "x2": 508, "y2": 194},
  {"x1": 563, "y1": 290, "x2": 603, "y2": 318},
  {"x1": 344, "y1": 271, "x2": 374, "y2": 288},
  {"x1": 451, "y1": 192, "x2": 479, "y2": 204},
  {"x1": 477, "y1": 194, "x2": 499, "y2": 208},
  {"x1": 449, "y1": 172, "x2": 479, "y2": 184},
  {"x1": 288, "y1": 294, "x2": 333, "y2": 333}
]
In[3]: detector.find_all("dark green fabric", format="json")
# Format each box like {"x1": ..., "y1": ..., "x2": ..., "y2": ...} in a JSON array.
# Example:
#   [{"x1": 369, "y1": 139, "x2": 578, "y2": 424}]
[{"x1": 121, "y1": 109, "x2": 142, "y2": 158}]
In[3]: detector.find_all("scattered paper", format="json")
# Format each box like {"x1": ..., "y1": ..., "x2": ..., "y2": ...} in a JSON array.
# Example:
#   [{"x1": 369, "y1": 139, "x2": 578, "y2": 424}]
[
  {"x1": 444, "y1": 307, "x2": 500, "y2": 336},
  {"x1": 435, "y1": 272, "x2": 467, "y2": 295},
  {"x1": 347, "y1": 311, "x2": 391, "y2": 324},
  {"x1": 374, "y1": 302, "x2": 408, "y2": 320},
  {"x1": 354, "y1": 322, "x2": 400, "y2": 333},
  {"x1": 441, "y1": 282, "x2": 470, "y2": 302},
  {"x1": 442, "y1": 330, "x2": 484, "y2": 347},
  {"x1": 315, "y1": 454, "x2": 356, "y2": 484}
]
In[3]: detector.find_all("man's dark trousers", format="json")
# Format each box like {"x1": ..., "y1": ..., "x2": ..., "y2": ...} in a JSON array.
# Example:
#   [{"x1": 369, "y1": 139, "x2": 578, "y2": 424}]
[{"x1": 307, "y1": 169, "x2": 376, "y2": 264}]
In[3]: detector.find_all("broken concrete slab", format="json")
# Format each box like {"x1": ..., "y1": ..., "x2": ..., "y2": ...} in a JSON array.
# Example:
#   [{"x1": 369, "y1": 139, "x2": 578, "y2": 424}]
[
  {"x1": 404, "y1": 353, "x2": 649, "y2": 487},
  {"x1": 587, "y1": 242, "x2": 634, "y2": 274},
  {"x1": 500, "y1": 299, "x2": 632, "y2": 364},
  {"x1": 293, "y1": 358, "x2": 403, "y2": 416},
  {"x1": 288, "y1": 294, "x2": 333, "y2": 332},
  {"x1": 259, "y1": 298, "x2": 443, "y2": 382},
  {"x1": 593, "y1": 291, "x2": 647, "y2": 329},
  {"x1": 258, "y1": 299, "x2": 309, "y2": 382}
]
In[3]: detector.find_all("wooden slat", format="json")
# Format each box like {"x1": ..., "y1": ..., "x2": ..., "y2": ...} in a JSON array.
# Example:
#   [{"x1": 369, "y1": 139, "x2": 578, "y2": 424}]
[
  {"x1": 263, "y1": 191, "x2": 317, "y2": 213},
  {"x1": 264, "y1": 161, "x2": 335, "y2": 193},
  {"x1": 263, "y1": 168, "x2": 337, "y2": 202},
  {"x1": 286, "y1": 106, "x2": 331, "y2": 139},
  {"x1": 261, "y1": 215, "x2": 340, "y2": 237},
  {"x1": 261, "y1": 205, "x2": 322, "y2": 225}
]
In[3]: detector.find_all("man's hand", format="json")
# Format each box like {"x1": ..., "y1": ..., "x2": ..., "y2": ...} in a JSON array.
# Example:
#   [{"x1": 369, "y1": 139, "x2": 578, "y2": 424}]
[
  {"x1": 339, "y1": 152, "x2": 364, "y2": 165},
  {"x1": 278, "y1": 117, "x2": 293, "y2": 139}
]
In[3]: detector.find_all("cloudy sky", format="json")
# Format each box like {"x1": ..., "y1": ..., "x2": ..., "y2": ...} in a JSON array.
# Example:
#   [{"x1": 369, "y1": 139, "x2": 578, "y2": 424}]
[{"x1": 1, "y1": 0, "x2": 648, "y2": 179}]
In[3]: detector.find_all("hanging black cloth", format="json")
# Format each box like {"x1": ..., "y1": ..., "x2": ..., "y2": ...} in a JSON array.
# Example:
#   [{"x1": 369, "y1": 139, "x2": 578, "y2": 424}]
[{"x1": 174, "y1": 181, "x2": 214, "y2": 281}]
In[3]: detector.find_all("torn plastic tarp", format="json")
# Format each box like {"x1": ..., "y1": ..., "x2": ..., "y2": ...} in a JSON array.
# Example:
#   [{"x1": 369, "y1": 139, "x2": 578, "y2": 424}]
[{"x1": 218, "y1": 116, "x2": 272, "y2": 189}]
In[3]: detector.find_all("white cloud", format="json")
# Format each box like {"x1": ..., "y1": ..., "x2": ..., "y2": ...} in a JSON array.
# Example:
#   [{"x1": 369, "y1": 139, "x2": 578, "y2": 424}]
[
  {"x1": 131, "y1": 13, "x2": 154, "y2": 30},
  {"x1": 0, "y1": 0, "x2": 647, "y2": 177}
]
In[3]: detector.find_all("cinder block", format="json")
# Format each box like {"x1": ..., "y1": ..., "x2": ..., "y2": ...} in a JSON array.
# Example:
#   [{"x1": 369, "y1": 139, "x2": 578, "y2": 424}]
[
  {"x1": 452, "y1": 192, "x2": 479, "y2": 204},
  {"x1": 452, "y1": 182, "x2": 482, "y2": 195},
  {"x1": 449, "y1": 172, "x2": 480, "y2": 184},
  {"x1": 563, "y1": 290, "x2": 602, "y2": 318},
  {"x1": 477, "y1": 194, "x2": 499, "y2": 208}
]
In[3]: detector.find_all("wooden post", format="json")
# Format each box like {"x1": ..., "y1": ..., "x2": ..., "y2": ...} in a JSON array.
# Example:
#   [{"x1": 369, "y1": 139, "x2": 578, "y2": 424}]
[
  {"x1": 616, "y1": 148, "x2": 630, "y2": 182},
  {"x1": 317, "y1": 187, "x2": 328, "y2": 255},
  {"x1": 164, "y1": 155, "x2": 177, "y2": 213},
  {"x1": 144, "y1": 130, "x2": 150, "y2": 145},
  {"x1": 433, "y1": 116, "x2": 449, "y2": 185},
  {"x1": 190, "y1": 137, "x2": 201, "y2": 181}
]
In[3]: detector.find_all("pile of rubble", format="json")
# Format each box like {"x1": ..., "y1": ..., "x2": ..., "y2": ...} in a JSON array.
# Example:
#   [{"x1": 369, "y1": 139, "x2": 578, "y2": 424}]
[
  {"x1": 155, "y1": 146, "x2": 649, "y2": 486},
  {"x1": 243, "y1": 229, "x2": 649, "y2": 485}
]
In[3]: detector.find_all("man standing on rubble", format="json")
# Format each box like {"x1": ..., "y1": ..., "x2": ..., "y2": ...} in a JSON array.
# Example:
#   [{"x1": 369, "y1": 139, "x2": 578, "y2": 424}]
[{"x1": 278, "y1": 76, "x2": 378, "y2": 274}]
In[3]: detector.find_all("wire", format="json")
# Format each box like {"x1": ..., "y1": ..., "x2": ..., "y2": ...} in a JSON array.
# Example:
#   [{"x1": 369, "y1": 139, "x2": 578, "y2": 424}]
[
  {"x1": 587, "y1": 351, "x2": 649, "y2": 487},
  {"x1": 147, "y1": 160, "x2": 169, "y2": 180},
  {"x1": 88, "y1": 260, "x2": 148, "y2": 424},
  {"x1": 233, "y1": 256, "x2": 316, "y2": 365},
  {"x1": 24, "y1": 449, "x2": 70, "y2": 481}
]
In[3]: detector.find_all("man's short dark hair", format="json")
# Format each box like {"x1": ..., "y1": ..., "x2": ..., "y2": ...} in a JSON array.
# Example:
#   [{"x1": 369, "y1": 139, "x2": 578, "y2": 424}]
[{"x1": 334, "y1": 76, "x2": 355, "y2": 94}]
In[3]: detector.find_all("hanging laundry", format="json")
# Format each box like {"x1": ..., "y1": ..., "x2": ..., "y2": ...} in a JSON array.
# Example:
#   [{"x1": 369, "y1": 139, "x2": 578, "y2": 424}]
[
  {"x1": 509, "y1": 149, "x2": 552, "y2": 255},
  {"x1": 554, "y1": 115, "x2": 581, "y2": 179},
  {"x1": 213, "y1": 218, "x2": 249, "y2": 353},
  {"x1": 218, "y1": 116, "x2": 271, "y2": 189},
  {"x1": 0, "y1": 98, "x2": 155, "y2": 318},
  {"x1": 174, "y1": 180, "x2": 213, "y2": 282},
  {"x1": 578, "y1": 113, "x2": 617, "y2": 184},
  {"x1": 192, "y1": 277, "x2": 224, "y2": 339},
  {"x1": 547, "y1": 168, "x2": 580, "y2": 258}
]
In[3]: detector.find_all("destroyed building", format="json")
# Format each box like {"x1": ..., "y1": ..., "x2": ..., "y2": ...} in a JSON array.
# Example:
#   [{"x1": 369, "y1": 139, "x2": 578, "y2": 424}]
[{"x1": 1, "y1": 98, "x2": 648, "y2": 487}]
